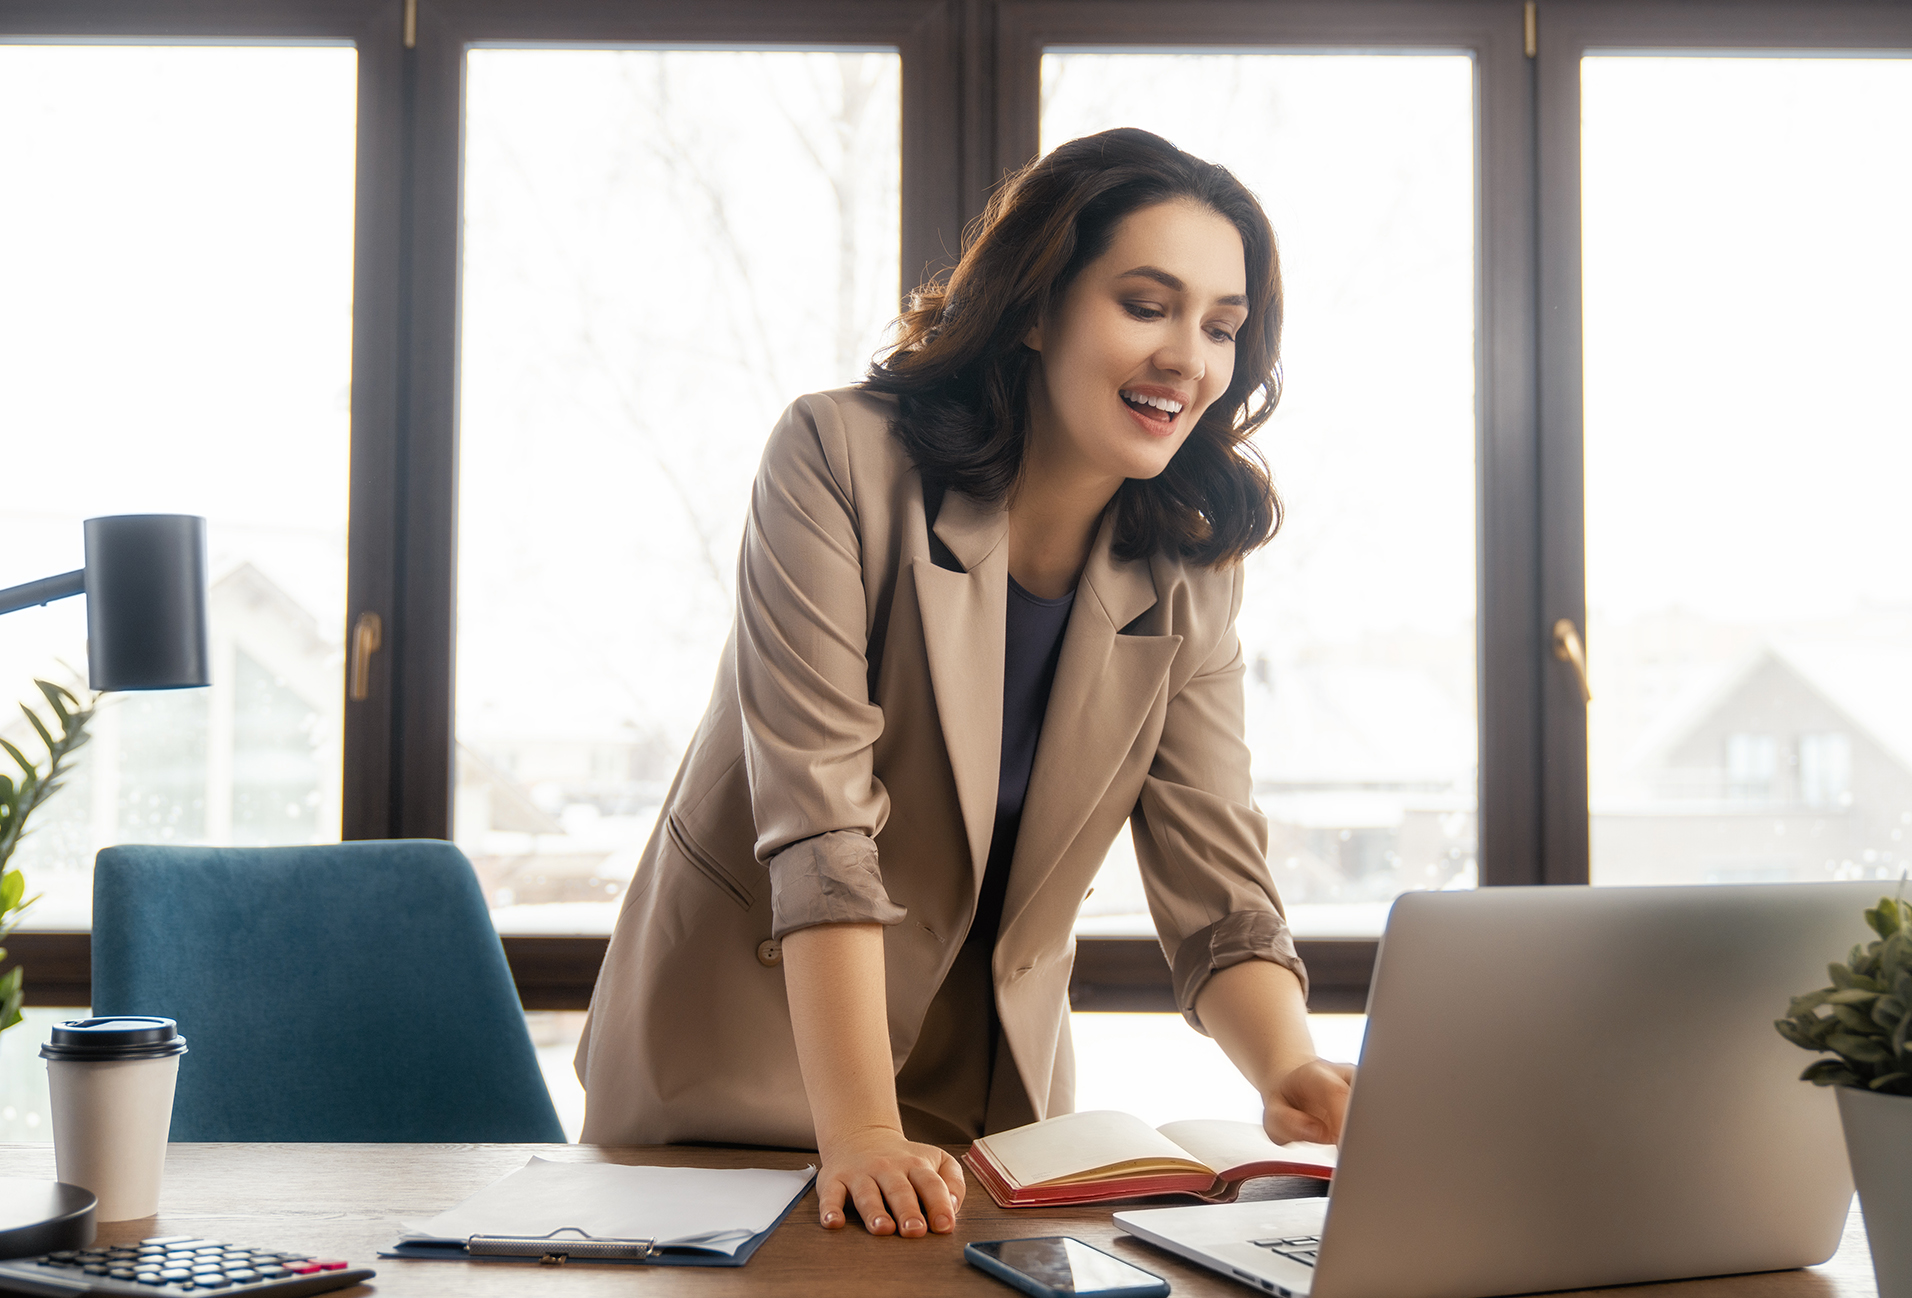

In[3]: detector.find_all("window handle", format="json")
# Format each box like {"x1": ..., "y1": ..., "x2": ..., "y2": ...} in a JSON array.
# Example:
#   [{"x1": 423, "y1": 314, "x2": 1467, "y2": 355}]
[
  {"x1": 1552, "y1": 617, "x2": 1591, "y2": 703},
  {"x1": 349, "y1": 611, "x2": 383, "y2": 702}
]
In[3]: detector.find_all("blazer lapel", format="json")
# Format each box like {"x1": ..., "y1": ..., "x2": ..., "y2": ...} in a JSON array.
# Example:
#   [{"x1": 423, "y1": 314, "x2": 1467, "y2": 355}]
[
  {"x1": 914, "y1": 487, "x2": 1009, "y2": 890},
  {"x1": 1000, "y1": 510, "x2": 1182, "y2": 935}
]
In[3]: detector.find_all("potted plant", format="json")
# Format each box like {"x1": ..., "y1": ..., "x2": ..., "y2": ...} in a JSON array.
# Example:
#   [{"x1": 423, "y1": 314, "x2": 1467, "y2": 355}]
[
  {"x1": 1776, "y1": 891, "x2": 1912, "y2": 1298},
  {"x1": 0, "y1": 680, "x2": 95, "y2": 1034}
]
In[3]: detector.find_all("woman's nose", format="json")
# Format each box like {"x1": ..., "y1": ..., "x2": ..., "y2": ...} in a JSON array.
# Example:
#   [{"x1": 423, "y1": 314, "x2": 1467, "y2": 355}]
[{"x1": 1153, "y1": 321, "x2": 1206, "y2": 382}]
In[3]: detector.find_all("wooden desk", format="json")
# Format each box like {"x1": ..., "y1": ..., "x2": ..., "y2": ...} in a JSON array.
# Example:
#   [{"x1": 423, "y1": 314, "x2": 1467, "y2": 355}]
[{"x1": 0, "y1": 1144, "x2": 1879, "y2": 1296}]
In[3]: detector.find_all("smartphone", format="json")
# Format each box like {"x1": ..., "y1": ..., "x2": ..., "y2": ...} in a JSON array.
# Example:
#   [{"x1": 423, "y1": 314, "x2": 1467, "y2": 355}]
[{"x1": 965, "y1": 1236, "x2": 1170, "y2": 1298}]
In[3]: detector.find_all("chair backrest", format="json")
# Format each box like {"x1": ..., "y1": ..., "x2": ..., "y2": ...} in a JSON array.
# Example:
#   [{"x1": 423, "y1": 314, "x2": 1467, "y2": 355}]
[{"x1": 91, "y1": 840, "x2": 565, "y2": 1142}]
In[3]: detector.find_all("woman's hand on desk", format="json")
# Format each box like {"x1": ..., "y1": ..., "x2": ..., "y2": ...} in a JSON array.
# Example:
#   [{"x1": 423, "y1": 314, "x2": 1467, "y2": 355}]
[
  {"x1": 817, "y1": 1125, "x2": 966, "y2": 1237},
  {"x1": 1263, "y1": 1057, "x2": 1355, "y2": 1145}
]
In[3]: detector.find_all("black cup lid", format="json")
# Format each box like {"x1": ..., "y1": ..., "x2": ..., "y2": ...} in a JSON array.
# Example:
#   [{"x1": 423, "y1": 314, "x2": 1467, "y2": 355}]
[{"x1": 40, "y1": 1018, "x2": 187, "y2": 1061}]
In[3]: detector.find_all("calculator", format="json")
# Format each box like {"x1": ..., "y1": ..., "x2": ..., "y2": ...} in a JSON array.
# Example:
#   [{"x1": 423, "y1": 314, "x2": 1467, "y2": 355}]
[{"x1": 0, "y1": 1236, "x2": 374, "y2": 1296}]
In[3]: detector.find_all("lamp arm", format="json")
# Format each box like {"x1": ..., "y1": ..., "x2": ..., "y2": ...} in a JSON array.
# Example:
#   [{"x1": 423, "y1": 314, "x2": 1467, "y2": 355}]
[{"x1": 0, "y1": 570, "x2": 85, "y2": 618}]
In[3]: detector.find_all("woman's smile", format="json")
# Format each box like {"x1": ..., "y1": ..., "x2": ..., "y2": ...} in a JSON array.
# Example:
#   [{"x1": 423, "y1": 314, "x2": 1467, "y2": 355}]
[
  {"x1": 1023, "y1": 198, "x2": 1249, "y2": 491},
  {"x1": 1119, "y1": 384, "x2": 1191, "y2": 436}
]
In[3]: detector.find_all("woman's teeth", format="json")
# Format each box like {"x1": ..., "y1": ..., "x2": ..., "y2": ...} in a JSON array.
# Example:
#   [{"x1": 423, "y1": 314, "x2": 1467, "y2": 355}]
[{"x1": 1121, "y1": 391, "x2": 1183, "y2": 416}]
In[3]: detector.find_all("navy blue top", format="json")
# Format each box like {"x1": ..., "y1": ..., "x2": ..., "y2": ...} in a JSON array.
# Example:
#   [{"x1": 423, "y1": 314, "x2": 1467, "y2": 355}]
[{"x1": 966, "y1": 576, "x2": 1075, "y2": 948}]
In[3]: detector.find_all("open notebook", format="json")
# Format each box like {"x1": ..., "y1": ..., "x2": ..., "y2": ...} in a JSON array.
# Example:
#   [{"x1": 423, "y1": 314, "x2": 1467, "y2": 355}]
[{"x1": 964, "y1": 1111, "x2": 1336, "y2": 1208}]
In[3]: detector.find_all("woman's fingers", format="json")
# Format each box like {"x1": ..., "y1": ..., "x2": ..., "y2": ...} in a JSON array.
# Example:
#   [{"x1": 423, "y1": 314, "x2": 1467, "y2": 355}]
[
  {"x1": 818, "y1": 1175, "x2": 850, "y2": 1229},
  {"x1": 907, "y1": 1163, "x2": 958, "y2": 1234},
  {"x1": 848, "y1": 1175, "x2": 896, "y2": 1235},
  {"x1": 876, "y1": 1168, "x2": 929, "y2": 1236},
  {"x1": 1267, "y1": 1058, "x2": 1355, "y2": 1144},
  {"x1": 938, "y1": 1148, "x2": 968, "y2": 1212}
]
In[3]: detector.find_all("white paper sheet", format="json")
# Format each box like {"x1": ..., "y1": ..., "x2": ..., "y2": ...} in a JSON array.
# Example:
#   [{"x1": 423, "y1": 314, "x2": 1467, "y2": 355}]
[{"x1": 401, "y1": 1157, "x2": 817, "y2": 1256}]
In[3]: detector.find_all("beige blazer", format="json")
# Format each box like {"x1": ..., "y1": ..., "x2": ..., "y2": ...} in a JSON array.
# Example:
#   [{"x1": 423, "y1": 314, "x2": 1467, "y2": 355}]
[{"x1": 575, "y1": 387, "x2": 1302, "y2": 1148}]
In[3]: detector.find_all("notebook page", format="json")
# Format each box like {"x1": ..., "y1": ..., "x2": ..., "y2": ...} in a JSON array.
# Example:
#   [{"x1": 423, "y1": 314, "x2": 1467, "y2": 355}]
[
  {"x1": 977, "y1": 1111, "x2": 1212, "y2": 1186},
  {"x1": 1156, "y1": 1119, "x2": 1337, "y2": 1177}
]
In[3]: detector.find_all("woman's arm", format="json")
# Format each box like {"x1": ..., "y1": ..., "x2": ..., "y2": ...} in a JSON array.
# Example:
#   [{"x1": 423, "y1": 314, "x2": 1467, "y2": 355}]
[
  {"x1": 1194, "y1": 959, "x2": 1354, "y2": 1144},
  {"x1": 781, "y1": 923, "x2": 966, "y2": 1236}
]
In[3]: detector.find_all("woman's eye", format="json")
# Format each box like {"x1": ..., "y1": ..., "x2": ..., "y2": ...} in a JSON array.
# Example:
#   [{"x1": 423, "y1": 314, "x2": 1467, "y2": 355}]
[
  {"x1": 1124, "y1": 302, "x2": 1165, "y2": 321},
  {"x1": 1208, "y1": 326, "x2": 1238, "y2": 343}
]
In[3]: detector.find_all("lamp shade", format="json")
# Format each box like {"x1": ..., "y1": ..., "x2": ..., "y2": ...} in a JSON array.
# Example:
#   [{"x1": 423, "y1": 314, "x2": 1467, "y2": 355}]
[{"x1": 83, "y1": 515, "x2": 210, "y2": 691}]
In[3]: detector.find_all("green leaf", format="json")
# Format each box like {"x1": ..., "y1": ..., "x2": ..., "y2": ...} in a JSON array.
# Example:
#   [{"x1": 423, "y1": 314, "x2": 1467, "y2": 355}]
[
  {"x1": 0, "y1": 871, "x2": 23, "y2": 914},
  {"x1": 1801, "y1": 1059, "x2": 1862, "y2": 1087},
  {"x1": 1776, "y1": 1018, "x2": 1822, "y2": 1051},
  {"x1": 1875, "y1": 996, "x2": 1907, "y2": 1031},
  {"x1": 1829, "y1": 988, "x2": 1881, "y2": 1006},
  {"x1": 19, "y1": 704, "x2": 54, "y2": 755},
  {"x1": 1869, "y1": 898, "x2": 1903, "y2": 939},
  {"x1": 1833, "y1": 1004, "x2": 1882, "y2": 1034},
  {"x1": 33, "y1": 680, "x2": 69, "y2": 731},
  {"x1": 1869, "y1": 1072, "x2": 1910, "y2": 1091},
  {"x1": 1830, "y1": 962, "x2": 1857, "y2": 989},
  {"x1": 0, "y1": 739, "x2": 31, "y2": 779},
  {"x1": 1789, "y1": 990, "x2": 1832, "y2": 1015},
  {"x1": 1827, "y1": 1031, "x2": 1894, "y2": 1064}
]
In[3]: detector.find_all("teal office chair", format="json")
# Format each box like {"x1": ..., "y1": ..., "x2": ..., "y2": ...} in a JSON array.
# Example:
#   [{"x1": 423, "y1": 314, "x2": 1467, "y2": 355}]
[{"x1": 90, "y1": 840, "x2": 565, "y2": 1142}]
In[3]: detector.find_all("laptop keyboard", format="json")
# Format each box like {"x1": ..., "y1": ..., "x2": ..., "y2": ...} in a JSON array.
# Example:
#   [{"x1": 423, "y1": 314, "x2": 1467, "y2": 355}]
[{"x1": 1251, "y1": 1235, "x2": 1321, "y2": 1267}]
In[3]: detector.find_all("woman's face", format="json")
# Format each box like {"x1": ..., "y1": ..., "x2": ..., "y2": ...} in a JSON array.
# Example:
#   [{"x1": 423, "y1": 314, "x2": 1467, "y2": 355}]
[{"x1": 1024, "y1": 199, "x2": 1249, "y2": 490}]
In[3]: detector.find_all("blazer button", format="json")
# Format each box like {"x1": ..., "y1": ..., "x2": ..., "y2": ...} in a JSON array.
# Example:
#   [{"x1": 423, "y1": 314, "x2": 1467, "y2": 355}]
[{"x1": 756, "y1": 939, "x2": 782, "y2": 968}]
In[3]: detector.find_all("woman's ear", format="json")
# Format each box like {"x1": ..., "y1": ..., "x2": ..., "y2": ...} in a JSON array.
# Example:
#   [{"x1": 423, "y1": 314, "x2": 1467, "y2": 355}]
[{"x1": 1022, "y1": 319, "x2": 1044, "y2": 352}]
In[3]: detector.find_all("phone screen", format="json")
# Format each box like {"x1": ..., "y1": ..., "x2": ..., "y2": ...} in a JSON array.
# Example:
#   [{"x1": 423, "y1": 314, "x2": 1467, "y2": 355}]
[{"x1": 969, "y1": 1237, "x2": 1165, "y2": 1295}]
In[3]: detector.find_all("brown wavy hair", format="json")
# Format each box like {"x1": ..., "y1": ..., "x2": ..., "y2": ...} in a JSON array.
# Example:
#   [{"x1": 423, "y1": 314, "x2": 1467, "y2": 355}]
[{"x1": 863, "y1": 127, "x2": 1282, "y2": 567}]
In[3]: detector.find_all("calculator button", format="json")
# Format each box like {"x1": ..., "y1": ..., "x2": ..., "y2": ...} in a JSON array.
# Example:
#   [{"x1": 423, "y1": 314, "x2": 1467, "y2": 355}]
[
  {"x1": 136, "y1": 1276, "x2": 169, "y2": 1286},
  {"x1": 82, "y1": 1264, "x2": 110, "y2": 1274},
  {"x1": 160, "y1": 1269, "x2": 193, "y2": 1281},
  {"x1": 196, "y1": 1276, "x2": 234, "y2": 1288},
  {"x1": 224, "y1": 1269, "x2": 258, "y2": 1281},
  {"x1": 314, "y1": 1260, "x2": 348, "y2": 1270},
  {"x1": 286, "y1": 1261, "x2": 324, "y2": 1274}
]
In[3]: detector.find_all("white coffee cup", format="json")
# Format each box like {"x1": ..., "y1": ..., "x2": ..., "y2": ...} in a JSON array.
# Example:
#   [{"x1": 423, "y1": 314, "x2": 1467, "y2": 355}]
[{"x1": 41, "y1": 1017, "x2": 188, "y2": 1221}]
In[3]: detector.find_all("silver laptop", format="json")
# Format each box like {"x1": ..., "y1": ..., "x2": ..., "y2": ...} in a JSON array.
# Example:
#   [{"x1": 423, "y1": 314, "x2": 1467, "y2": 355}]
[{"x1": 1115, "y1": 883, "x2": 1865, "y2": 1298}]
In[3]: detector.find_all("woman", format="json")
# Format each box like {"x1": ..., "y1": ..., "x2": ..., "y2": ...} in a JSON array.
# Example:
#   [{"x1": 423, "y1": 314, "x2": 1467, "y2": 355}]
[{"x1": 576, "y1": 127, "x2": 1352, "y2": 1239}]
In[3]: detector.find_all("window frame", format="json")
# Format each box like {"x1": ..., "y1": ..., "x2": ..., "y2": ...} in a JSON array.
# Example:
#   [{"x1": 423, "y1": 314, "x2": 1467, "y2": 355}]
[{"x1": 7, "y1": 0, "x2": 1910, "y2": 1013}]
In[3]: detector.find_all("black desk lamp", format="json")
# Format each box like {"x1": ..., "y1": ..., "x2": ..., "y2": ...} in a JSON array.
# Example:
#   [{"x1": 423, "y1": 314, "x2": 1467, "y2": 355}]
[
  {"x1": 0, "y1": 515, "x2": 209, "y2": 1254},
  {"x1": 0, "y1": 515, "x2": 210, "y2": 691}
]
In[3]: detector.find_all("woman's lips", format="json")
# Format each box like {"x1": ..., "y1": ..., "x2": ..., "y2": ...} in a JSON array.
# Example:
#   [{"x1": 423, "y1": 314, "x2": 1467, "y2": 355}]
[{"x1": 1121, "y1": 393, "x2": 1180, "y2": 436}]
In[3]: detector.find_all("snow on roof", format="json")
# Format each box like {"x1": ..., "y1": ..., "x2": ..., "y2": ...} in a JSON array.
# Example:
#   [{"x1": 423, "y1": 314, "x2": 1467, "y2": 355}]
[{"x1": 1624, "y1": 638, "x2": 1912, "y2": 776}]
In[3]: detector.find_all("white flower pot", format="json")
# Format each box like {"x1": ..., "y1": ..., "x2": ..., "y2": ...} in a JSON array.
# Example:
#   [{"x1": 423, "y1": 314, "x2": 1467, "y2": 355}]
[{"x1": 1837, "y1": 1085, "x2": 1912, "y2": 1298}]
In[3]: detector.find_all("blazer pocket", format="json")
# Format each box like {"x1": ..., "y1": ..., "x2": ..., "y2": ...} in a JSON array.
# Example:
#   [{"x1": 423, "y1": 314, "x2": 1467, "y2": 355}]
[{"x1": 666, "y1": 814, "x2": 756, "y2": 913}]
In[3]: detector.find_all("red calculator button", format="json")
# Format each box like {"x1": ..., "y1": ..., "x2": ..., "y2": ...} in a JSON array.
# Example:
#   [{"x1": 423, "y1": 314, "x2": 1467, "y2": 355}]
[
  {"x1": 286, "y1": 1262, "x2": 323, "y2": 1274},
  {"x1": 315, "y1": 1261, "x2": 348, "y2": 1271}
]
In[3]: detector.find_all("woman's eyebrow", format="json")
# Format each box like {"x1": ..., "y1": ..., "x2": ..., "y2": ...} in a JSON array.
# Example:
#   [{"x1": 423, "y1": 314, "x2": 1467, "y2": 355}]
[{"x1": 1115, "y1": 265, "x2": 1248, "y2": 307}]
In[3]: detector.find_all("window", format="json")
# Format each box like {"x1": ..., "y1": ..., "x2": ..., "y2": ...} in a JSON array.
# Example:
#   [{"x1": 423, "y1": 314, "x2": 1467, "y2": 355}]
[
  {"x1": 1040, "y1": 50, "x2": 1479, "y2": 938},
  {"x1": 0, "y1": 41, "x2": 357, "y2": 927},
  {"x1": 1579, "y1": 52, "x2": 1912, "y2": 887},
  {"x1": 451, "y1": 47, "x2": 903, "y2": 934}
]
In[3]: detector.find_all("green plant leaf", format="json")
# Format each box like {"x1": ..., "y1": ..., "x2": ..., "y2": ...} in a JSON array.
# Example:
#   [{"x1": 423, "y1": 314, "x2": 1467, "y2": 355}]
[
  {"x1": 1788, "y1": 989, "x2": 1832, "y2": 1016},
  {"x1": 1828, "y1": 988, "x2": 1880, "y2": 1006},
  {"x1": 1868, "y1": 898, "x2": 1902, "y2": 939},
  {"x1": 1801, "y1": 1059, "x2": 1862, "y2": 1087},
  {"x1": 1870, "y1": 1072, "x2": 1910, "y2": 1091},
  {"x1": 1776, "y1": 1018, "x2": 1821, "y2": 1051},
  {"x1": 1832, "y1": 1004, "x2": 1882, "y2": 1035},
  {"x1": 33, "y1": 680, "x2": 70, "y2": 730},
  {"x1": 19, "y1": 704, "x2": 54, "y2": 754},
  {"x1": 1827, "y1": 1031, "x2": 1893, "y2": 1064},
  {"x1": 1830, "y1": 962, "x2": 1857, "y2": 989},
  {"x1": 0, "y1": 738, "x2": 31, "y2": 779}
]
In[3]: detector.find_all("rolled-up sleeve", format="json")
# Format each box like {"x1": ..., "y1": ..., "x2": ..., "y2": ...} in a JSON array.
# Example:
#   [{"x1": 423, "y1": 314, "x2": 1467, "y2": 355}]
[
  {"x1": 736, "y1": 396, "x2": 905, "y2": 934},
  {"x1": 767, "y1": 830, "x2": 909, "y2": 938},
  {"x1": 1132, "y1": 564, "x2": 1308, "y2": 1032}
]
